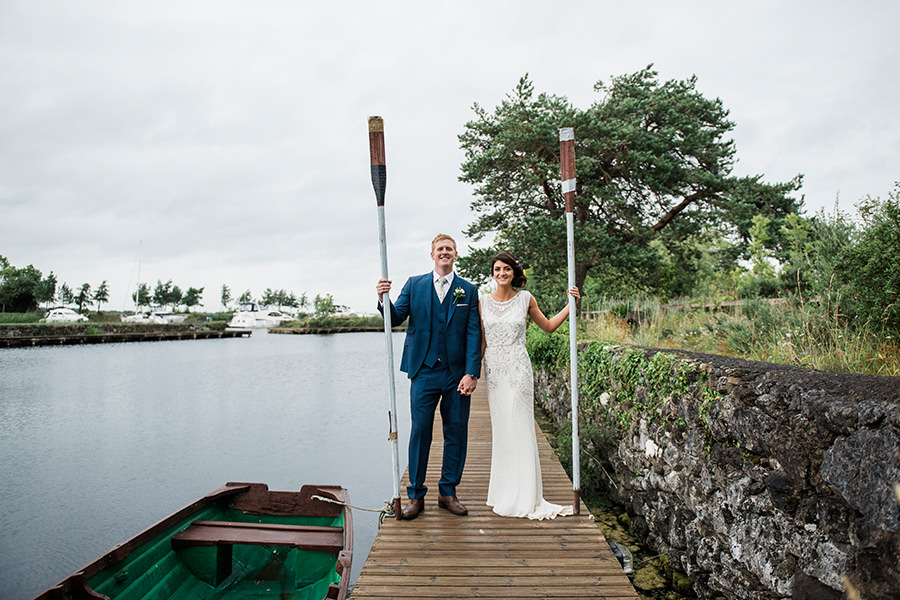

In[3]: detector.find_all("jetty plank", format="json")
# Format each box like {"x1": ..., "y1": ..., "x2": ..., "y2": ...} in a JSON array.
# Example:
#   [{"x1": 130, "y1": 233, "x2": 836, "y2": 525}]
[{"x1": 350, "y1": 387, "x2": 638, "y2": 600}]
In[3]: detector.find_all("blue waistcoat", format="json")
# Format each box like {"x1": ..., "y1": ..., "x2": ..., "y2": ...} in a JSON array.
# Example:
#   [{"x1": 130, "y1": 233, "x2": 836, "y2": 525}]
[{"x1": 423, "y1": 286, "x2": 449, "y2": 368}]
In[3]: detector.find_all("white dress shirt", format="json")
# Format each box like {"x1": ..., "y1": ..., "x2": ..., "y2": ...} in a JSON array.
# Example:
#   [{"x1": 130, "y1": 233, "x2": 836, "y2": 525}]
[{"x1": 433, "y1": 270, "x2": 454, "y2": 300}]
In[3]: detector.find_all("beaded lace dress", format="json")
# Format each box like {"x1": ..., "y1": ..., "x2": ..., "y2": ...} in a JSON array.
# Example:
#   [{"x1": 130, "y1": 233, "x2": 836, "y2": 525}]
[{"x1": 481, "y1": 291, "x2": 573, "y2": 519}]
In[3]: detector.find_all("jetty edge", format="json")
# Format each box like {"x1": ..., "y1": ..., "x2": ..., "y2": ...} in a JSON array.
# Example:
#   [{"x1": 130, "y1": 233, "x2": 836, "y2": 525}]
[{"x1": 349, "y1": 386, "x2": 638, "y2": 600}]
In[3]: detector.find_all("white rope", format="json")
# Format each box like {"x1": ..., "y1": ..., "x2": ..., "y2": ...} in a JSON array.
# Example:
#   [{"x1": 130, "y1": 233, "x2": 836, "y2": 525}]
[{"x1": 311, "y1": 495, "x2": 396, "y2": 527}]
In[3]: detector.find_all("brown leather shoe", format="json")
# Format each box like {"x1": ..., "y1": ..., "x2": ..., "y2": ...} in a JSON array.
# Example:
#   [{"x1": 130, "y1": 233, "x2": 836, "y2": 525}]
[
  {"x1": 437, "y1": 495, "x2": 468, "y2": 516},
  {"x1": 400, "y1": 498, "x2": 424, "y2": 520}
]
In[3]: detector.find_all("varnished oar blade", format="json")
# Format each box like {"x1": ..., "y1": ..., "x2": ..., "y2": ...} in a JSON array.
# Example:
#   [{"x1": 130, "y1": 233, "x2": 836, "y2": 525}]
[
  {"x1": 559, "y1": 127, "x2": 576, "y2": 213},
  {"x1": 368, "y1": 116, "x2": 387, "y2": 206}
]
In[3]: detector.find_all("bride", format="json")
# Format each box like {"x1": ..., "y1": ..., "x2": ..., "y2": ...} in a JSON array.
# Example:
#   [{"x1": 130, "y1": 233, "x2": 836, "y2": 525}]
[{"x1": 480, "y1": 251, "x2": 580, "y2": 519}]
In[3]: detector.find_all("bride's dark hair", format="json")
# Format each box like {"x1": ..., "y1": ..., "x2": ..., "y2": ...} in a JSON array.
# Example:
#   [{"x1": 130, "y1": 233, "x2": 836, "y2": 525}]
[{"x1": 490, "y1": 252, "x2": 528, "y2": 288}]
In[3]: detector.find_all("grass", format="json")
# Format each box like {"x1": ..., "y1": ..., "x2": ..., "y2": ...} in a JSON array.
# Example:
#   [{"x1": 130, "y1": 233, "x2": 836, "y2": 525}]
[
  {"x1": 583, "y1": 295, "x2": 900, "y2": 377},
  {"x1": 286, "y1": 314, "x2": 386, "y2": 328}
]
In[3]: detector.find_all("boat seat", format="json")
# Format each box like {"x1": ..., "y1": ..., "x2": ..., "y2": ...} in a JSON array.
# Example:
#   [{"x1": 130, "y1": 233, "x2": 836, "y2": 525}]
[{"x1": 172, "y1": 520, "x2": 344, "y2": 585}]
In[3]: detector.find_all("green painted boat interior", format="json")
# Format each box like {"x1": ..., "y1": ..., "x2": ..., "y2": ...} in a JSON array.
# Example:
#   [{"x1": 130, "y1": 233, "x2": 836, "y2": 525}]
[{"x1": 87, "y1": 505, "x2": 344, "y2": 600}]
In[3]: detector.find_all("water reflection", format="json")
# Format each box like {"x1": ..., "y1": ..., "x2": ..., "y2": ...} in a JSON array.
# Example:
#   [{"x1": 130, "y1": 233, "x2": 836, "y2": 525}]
[{"x1": 0, "y1": 331, "x2": 409, "y2": 599}]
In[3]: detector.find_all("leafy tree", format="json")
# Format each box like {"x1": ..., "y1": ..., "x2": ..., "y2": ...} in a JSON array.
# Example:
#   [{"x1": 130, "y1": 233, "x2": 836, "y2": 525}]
[
  {"x1": 75, "y1": 283, "x2": 92, "y2": 312},
  {"x1": 313, "y1": 293, "x2": 336, "y2": 318},
  {"x1": 93, "y1": 281, "x2": 110, "y2": 312},
  {"x1": 294, "y1": 292, "x2": 308, "y2": 310},
  {"x1": 152, "y1": 280, "x2": 172, "y2": 308},
  {"x1": 805, "y1": 203, "x2": 856, "y2": 295},
  {"x1": 36, "y1": 271, "x2": 57, "y2": 306},
  {"x1": 778, "y1": 212, "x2": 814, "y2": 293},
  {"x1": 169, "y1": 284, "x2": 183, "y2": 310},
  {"x1": 182, "y1": 286, "x2": 204, "y2": 311},
  {"x1": 839, "y1": 185, "x2": 900, "y2": 336},
  {"x1": 735, "y1": 214, "x2": 782, "y2": 298},
  {"x1": 748, "y1": 214, "x2": 777, "y2": 278},
  {"x1": 457, "y1": 68, "x2": 802, "y2": 304},
  {"x1": 238, "y1": 289, "x2": 253, "y2": 304},
  {"x1": 261, "y1": 288, "x2": 277, "y2": 307},
  {"x1": 0, "y1": 259, "x2": 57, "y2": 312},
  {"x1": 58, "y1": 282, "x2": 75, "y2": 306},
  {"x1": 132, "y1": 282, "x2": 151, "y2": 308},
  {"x1": 260, "y1": 288, "x2": 301, "y2": 311},
  {"x1": 647, "y1": 230, "x2": 734, "y2": 299},
  {"x1": 278, "y1": 289, "x2": 291, "y2": 309},
  {"x1": 288, "y1": 292, "x2": 307, "y2": 311},
  {"x1": 221, "y1": 284, "x2": 232, "y2": 309}
]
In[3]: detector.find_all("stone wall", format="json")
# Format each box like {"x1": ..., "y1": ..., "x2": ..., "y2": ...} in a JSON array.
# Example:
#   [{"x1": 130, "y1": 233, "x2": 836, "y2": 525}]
[{"x1": 535, "y1": 344, "x2": 900, "y2": 600}]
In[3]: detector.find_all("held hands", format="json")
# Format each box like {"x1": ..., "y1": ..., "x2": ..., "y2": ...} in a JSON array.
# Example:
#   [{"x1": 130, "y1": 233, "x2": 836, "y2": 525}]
[
  {"x1": 555, "y1": 287, "x2": 580, "y2": 324},
  {"x1": 457, "y1": 374, "x2": 477, "y2": 396},
  {"x1": 376, "y1": 279, "x2": 392, "y2": 302}
]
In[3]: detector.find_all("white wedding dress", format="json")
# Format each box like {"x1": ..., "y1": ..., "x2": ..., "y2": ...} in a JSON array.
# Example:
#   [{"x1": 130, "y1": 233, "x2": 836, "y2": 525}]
[{"x1": 481, "y1": 291, "x2": 573, "y2": 519}]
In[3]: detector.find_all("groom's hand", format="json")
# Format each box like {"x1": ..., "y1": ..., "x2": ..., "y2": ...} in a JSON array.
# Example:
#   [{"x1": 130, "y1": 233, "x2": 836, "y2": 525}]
[
  {"x1": 458, "y1": 374, "x2": 478, "y2": 396},
  {"x1": 376, "y1": 278, "x2": 392, "y2": 302}
]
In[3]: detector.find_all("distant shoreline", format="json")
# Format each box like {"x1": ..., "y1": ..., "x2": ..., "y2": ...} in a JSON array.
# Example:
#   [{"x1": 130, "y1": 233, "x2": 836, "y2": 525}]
[
  {"x1": 0, "y1": 327, "x2": 250, "y2": 348},
  {"x1": 269, "y1": 326, "x2": 405, "y2": 335}
]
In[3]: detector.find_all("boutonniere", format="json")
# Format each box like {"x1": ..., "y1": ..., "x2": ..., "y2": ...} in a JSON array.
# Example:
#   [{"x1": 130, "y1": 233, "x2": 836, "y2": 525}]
[{"x1": 452, "y1": 286, "x2": 466, "y2": 303}]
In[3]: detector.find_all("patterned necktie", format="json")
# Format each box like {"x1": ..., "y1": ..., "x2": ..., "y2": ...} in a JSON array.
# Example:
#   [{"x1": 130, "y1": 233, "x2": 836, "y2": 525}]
[{"x1": 437, "y1": 276, "x2": 447, "y2": 302}]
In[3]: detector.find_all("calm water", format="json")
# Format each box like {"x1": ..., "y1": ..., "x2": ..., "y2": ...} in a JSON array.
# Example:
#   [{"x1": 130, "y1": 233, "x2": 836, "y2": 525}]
[{"x1": 0, "y1": 330, "x2": 410, "y2": 600}]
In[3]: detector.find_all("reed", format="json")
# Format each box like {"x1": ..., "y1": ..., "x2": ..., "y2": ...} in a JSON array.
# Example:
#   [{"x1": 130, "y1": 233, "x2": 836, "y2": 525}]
[
  {"x1": 582, "y1": 294, "x2": 899, "y2": 376},
  {"x1": 0, "y1": 311, "x2": 45, "y2": 324}
]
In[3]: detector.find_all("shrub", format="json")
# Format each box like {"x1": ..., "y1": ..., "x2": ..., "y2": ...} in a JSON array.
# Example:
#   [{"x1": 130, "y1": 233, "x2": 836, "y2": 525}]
[
  {"x1": 839, "y1": 186, "x2": 900, "y2": 338},
  {"x1": 297, "y1": 314, "x2": 385, "y2": 329},
  {"x1": 526, "y1": 321, "x2": 569, "y2": 371}
]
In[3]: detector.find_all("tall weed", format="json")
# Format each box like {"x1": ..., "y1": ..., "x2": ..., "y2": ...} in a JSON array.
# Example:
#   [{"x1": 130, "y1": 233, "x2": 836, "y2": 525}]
[
  {"x1": 0, "y1": 311, "x2": 45, "y2": 324},
  {"x1": 582, "y1": 294, "x2": 899, "y2": 376}
]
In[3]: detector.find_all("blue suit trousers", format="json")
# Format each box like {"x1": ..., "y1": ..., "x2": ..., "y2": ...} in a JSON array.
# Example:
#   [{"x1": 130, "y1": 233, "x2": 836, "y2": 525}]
[{"x1": 407, "y1": 363, "x2": 471, "y2": 499}]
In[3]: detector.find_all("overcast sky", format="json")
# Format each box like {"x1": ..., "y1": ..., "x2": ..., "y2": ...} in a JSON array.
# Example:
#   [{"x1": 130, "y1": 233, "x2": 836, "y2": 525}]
[{"x1": 1, "y1": 0, "x2": 897, "y2": 313}]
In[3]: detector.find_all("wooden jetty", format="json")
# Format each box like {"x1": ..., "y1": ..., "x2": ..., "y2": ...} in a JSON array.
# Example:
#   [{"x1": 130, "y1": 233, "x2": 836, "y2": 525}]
[
  {"x1": 350, "y1": 387, "x2": 639, "y2": 600},
  {"x1": 0, "y1": 329, "x2": 251, "y2": 348}
]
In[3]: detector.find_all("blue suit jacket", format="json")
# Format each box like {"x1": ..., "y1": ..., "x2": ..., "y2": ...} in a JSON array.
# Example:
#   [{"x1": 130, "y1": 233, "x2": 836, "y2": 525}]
[{"x1": 379, "y1": 273, "x2": 482, "y2": 381}]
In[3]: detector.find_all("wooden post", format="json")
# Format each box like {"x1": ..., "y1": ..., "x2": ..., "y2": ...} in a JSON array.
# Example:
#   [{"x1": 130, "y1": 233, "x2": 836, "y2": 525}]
[{"x1": 368, "y1": 116, "x2": 402, "y2": 519}]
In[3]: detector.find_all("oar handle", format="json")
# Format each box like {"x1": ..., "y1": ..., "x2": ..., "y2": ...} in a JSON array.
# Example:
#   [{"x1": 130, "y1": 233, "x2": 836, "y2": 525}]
[{"x1": 368, "y1": 116, "x2": 387, "y2": 206}]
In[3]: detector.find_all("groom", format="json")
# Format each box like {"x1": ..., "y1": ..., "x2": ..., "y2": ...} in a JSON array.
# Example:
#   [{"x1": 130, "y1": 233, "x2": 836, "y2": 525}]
[{"x1": 376, "y1": 234, "x2": 482, "y2": 520}]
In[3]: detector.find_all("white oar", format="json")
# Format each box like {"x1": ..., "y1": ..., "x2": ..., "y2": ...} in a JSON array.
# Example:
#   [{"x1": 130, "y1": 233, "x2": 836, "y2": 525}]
[
  {"x1": 368, "y1": 116, "x2": 402, "y2": 519},
  {"x1": 559, "y1": 126, "x2": 581, "y2": 514}
]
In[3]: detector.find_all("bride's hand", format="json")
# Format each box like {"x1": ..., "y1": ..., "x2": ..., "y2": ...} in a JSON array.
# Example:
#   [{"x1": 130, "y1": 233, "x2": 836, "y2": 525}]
[{"x1": 568, "y1": 286, "x2": 581, "y2": 300}]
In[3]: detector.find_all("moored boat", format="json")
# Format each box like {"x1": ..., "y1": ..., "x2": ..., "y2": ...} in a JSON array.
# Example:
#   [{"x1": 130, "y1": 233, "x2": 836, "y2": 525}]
[
  {"x1": 227, "y1": 302, "x2": 294, "y2": 329},
  {"x1": 121, "y1": 311, "x2": 188, "y2": 324},
  {"x1": 41, "y1": 307, "x2": 88, "y2": 323},
  {"x1": 33, "y1": 482, "x2": 353, "y2": 600},
  {"x1": 121, "y1": 311, "x2": 167, "y2": 324}
]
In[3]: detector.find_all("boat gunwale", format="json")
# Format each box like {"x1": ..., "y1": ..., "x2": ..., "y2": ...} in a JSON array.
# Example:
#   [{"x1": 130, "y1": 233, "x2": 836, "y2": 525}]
[{"x1": 32, "y1": 482, "x2": 353, "y2": 600}]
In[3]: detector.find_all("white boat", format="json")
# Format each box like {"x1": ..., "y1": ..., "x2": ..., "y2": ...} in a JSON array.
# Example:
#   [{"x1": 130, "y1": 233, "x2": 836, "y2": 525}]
[
  {"x1": 121, "y1": 309, "x2": 189, "y2": 324},
  {"x1": 154, "y1": 311, "x2": 189, "y2": 324},
  {"x1": 227, "y1": 302, "x2": 294, "y2": 328},
  {"x1": 122, "y1": 311, "x2": 168, "y2": 324},
  {"x1": 41, "y1": 307, "x2": 87, "y2": 323}
]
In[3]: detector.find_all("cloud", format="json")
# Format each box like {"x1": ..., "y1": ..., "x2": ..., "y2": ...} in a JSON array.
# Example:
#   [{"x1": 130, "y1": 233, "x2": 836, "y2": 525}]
[{"x1": 1, "y1": 0, "x2": 898, "y2": 311}]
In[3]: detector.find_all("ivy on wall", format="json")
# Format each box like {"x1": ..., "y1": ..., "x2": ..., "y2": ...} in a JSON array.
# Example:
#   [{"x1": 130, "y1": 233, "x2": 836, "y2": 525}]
[{"x1": 529, "y1": 325, "x2": 728, "y2": 486}]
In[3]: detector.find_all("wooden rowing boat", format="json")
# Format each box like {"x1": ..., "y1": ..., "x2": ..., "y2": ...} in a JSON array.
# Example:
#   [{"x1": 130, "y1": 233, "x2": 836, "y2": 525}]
[{"x1": 33, "y1": 482, "x2": 353, "y2": 600}]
